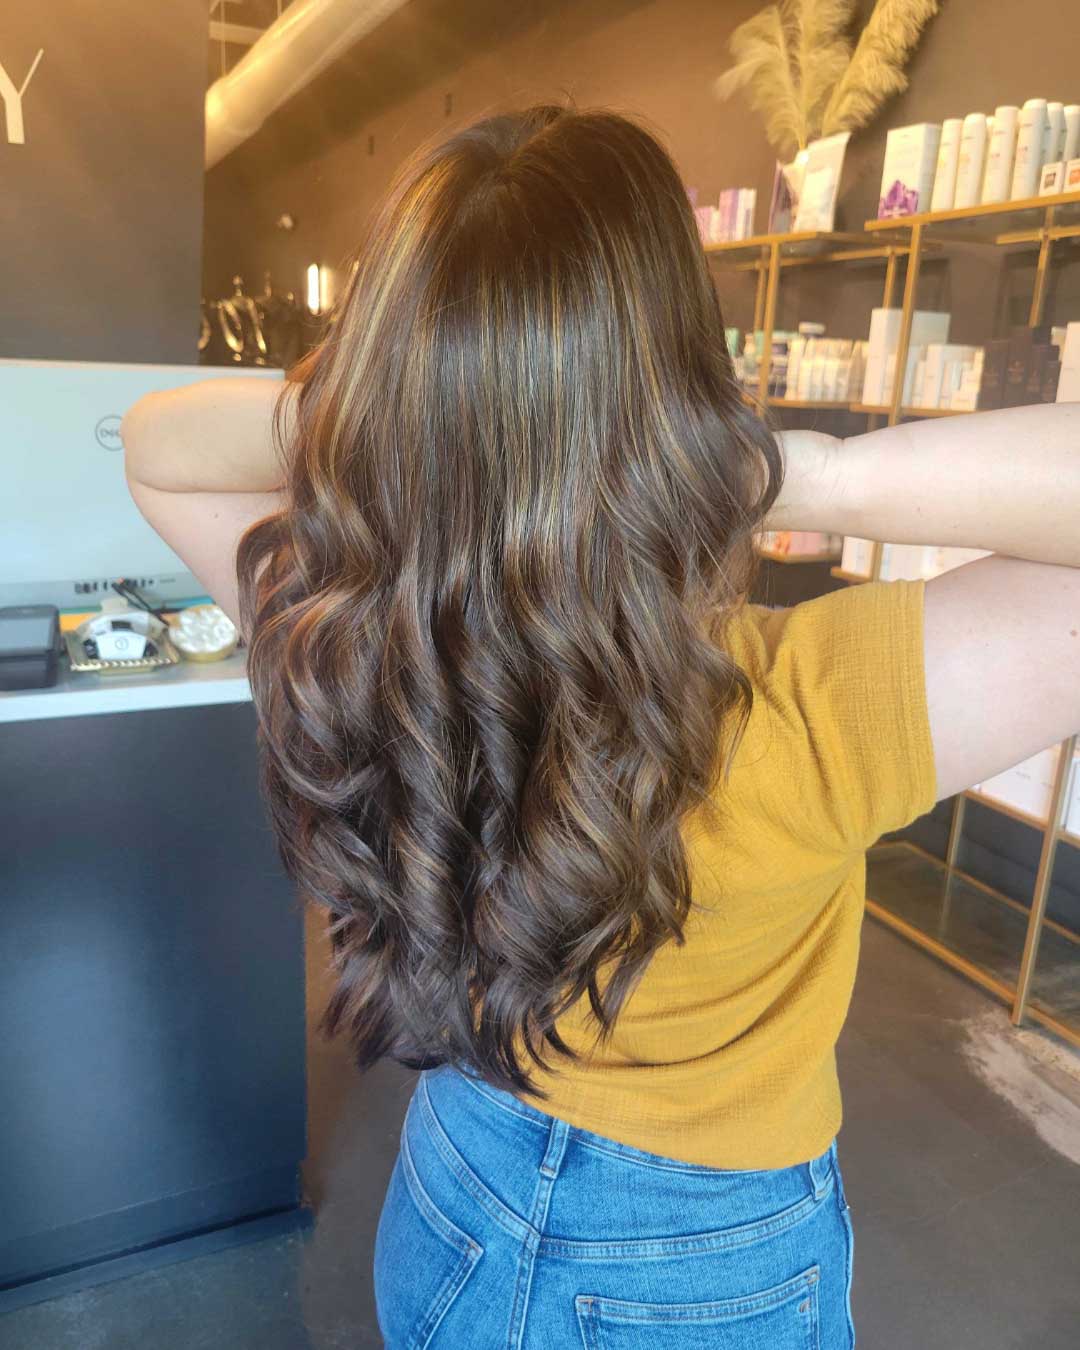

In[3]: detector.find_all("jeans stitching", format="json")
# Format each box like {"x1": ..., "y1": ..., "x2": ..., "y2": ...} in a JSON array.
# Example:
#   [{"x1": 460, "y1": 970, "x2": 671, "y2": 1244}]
[
  {"x1": 573, "y1": 1265, "x2": 821, "y2": 1321},
  {"x1": 395, "y1": 1129, "x2": 484, "y2": 1348},
  {"x1": 417, "y1": 1072, "x2": 536, "y2": 1244},
  {"x1": 400, "y1": 1125, "x2": 482, "y2": 1259},
  {"x1": 538, "y1": 1174, "x2": 833, "y2": 1260},
  {"x1": 422, "y1": 1073, "x2": 836, "y2": 1260}
]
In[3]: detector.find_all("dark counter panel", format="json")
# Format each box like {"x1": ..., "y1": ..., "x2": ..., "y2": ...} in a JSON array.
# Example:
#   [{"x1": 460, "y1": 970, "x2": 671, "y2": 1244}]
[{"x1": 0, "y1": 701, "x2": 308, "y2": 1305}]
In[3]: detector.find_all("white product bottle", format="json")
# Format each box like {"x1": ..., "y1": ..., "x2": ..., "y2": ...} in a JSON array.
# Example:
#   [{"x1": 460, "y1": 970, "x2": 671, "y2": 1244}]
[
  {"x1": 1062, "y1": 105, "x2": 1080, "y2": 165},
  {"x1": 982, "y1": 106, "x2": 1019, "y2": 205},
  {"x1": 1043, "y1": 101, "x2": 1066, "y2": 167},
  {"x1": 979, "y1": 116, "x2": 996, "y2": 201},
  {"x1": 930, "y1": 118, "x2": 964, "y2": 211},
  {"x1": 741, "y1": 335, "x2": 758, "y2": 392},
  {"x1": 954, "y1": 114, "x2": 988, "y2": 209},
  {"x1": 1011, "y1": 98, "x2": 1048, "y2": 199}
]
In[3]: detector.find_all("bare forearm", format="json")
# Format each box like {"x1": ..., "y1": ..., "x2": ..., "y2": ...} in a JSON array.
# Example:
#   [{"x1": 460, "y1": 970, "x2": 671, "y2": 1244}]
[
  {"x1": 122, "y1": 377, "x2": 296, "y2": 493},
  {"x1": 770, "y1": 404, "x2": 1080, "y2": 568}
]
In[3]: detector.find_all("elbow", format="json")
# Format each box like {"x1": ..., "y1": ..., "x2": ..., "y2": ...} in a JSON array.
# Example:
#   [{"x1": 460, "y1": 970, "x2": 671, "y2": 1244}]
[{"x1": 120, "y1": 392, "x2": 162, "y2": 486}]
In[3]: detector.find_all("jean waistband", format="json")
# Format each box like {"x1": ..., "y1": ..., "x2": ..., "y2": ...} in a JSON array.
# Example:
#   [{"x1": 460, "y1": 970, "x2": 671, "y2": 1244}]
[
  {"x1": 418, "y1": 1063, "x2": 835, "y2": 1193},
  {"x1": 405, "y1": 1065, "x2": 838, "y2": 1256}
]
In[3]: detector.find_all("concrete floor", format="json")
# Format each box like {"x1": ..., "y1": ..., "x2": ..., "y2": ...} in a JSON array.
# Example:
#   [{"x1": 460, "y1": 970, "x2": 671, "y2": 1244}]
[{"x1": 4, "y1": 912, "x2": 1080, "y2": 1350}]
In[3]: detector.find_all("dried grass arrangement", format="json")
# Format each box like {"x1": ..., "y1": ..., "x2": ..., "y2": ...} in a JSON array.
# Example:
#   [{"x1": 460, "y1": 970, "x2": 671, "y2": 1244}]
[{"x1": 715, "y1": 0, "x2": 942, "y2": 160}]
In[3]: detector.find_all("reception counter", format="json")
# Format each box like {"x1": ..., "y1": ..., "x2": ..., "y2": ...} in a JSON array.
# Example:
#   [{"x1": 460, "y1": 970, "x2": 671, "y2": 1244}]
[{"x1": 0, "y1": 654, "x2": 310, "y2": 1310}]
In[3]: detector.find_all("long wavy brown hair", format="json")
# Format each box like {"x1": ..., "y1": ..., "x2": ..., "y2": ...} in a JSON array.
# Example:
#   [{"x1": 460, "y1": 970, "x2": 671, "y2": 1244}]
[{"x1": 238, "y1": 105, "x2": 782, "y2": 1098}]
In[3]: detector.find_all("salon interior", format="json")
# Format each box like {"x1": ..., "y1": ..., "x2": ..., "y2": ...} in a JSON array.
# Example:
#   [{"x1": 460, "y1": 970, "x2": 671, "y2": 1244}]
[{"x1": 1, "y1": 2, "x2": 1079, "y2": 1347}]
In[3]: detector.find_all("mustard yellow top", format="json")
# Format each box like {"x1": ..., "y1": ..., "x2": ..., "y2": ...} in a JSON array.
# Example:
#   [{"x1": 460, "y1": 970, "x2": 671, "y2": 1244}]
[{"x1": 519, "y1": 578, "x2": 938, "y2": 1171}]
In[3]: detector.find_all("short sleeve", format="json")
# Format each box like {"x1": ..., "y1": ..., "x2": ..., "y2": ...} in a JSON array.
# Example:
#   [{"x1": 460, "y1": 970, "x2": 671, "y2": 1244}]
[{"x1": 732, "y1": 579, "x2": 939, "y2": 856}]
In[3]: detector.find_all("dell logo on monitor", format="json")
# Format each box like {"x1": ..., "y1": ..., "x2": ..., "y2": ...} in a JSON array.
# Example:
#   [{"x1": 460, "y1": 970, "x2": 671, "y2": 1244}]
[{"x1": 95, "y1": 416, "x2": 123, "y2": 452}]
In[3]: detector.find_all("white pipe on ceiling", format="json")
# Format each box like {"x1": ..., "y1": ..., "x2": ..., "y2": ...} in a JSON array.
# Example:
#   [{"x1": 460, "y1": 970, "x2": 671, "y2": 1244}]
[{"x1": 205, "y1": 0, "x2": 411, "y2": 169}]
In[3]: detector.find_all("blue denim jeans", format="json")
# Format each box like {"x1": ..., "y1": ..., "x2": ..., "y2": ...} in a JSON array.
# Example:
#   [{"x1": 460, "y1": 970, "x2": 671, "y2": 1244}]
[{"x1": 374, "y1": 1063, "x2": 856, "y2": 1348}]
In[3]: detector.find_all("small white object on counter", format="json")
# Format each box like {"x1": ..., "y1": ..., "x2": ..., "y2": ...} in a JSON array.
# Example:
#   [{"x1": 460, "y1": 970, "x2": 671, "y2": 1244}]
[{"x1": 172, "y1": 603, "x2": 239, "y2": 661}]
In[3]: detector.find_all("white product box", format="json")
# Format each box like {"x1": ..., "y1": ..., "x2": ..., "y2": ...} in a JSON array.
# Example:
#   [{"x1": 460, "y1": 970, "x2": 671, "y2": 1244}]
[
  {"x1": 978, "y1": 745, "x2": 1062, "y2": 823},
  {"x1": 1058, "y1": 322, "x2": 1080, "y2": 402},
  {"x1": 808, "y1": 354, "x2": 827, "y2": 401},
  {"x1": 911, "y1": 350, "x2": 928, "y2": 406},
  {"x1": 736, "y1": 189, "x2": 757, "y2": 240},
  {"x1": 863, "y1": 309, "x2": 951, "y2": 405},
  {"x1": 950, "y1": 348, "x2": 985, "y2": 411},
  {"x1": 921, "y1": 344, "x2": 974, "y2": 409},
  {"x1": 863, "y1": 309, "x2": 903, "y2": 405},
  {"x1": 878, "y1": 123, "x2": 942, "y2": 218},
  {"x1": 938, "y1": 359, "x2": 963, "y2": 410},
  {"x1": 879, "y1": 544, "x2": 935, "y2": 581},
  {"x1": 841, "y1": 536, "x2": 874, "y2": 577},
  {"x1": 925, "y1": 546, "x2": 992, "y2": 576},
  {"x1": 796, "y1": 338, "x2": 820, "y2": 400}
]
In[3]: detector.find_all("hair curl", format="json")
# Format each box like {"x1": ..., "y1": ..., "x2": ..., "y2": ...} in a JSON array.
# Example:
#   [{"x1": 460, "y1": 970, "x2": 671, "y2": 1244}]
[{"x1": 237, "y1": 105, "x2": 783, "y2": 1099}]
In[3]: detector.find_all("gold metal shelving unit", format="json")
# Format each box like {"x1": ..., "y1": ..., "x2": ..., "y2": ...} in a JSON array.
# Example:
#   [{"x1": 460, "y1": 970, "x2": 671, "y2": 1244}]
[
  {"x1": 706, "y1": 229, "x2": 910, "y2": 425},
  {"x1": 855, "y1": 190, "x2": 1080, "y2": 1047},
  {"x1": 707, "y1": 229, "x2": 910, "y2": 566}
]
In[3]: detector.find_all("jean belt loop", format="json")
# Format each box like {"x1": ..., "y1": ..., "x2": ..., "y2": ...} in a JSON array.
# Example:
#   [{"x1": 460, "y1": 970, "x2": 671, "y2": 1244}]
[
  {"x1": 808, "y1": 1146, "x2": 831, "y2": 1201},
  {"x1": 539, "y1": 1115, "x2": 571, "y2": 1181}
]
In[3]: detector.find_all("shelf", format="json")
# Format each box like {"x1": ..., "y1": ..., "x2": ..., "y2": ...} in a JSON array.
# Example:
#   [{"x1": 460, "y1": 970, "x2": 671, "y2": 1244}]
[
  {"x1": 866, "y1": 841, "x2": 1080, "y2": 1047},
  {"x1": 830, "y1": 566, "x2": 871, "y2": 585},
  {"x1": 757, "y1": 548, "x2": 841, "y2": 565},
  {"x1": 766, "y1": 397, "x2": 858, "y2": 411},
  {"x1": 705, "y1": 229, "x2": 903, "y2": 266},
  {"x1": 765, "y1": 399, "x2": 970, "y2": 418},
  {"x1": 864, "y1": 188, "x2": 1080, "y2": 245},
  {"x1": 964, "y1": 787, "x2": 1048, "y2": 834},
  {"x1": 900, "y1": 405, "x2": 967, "y2": 418}
]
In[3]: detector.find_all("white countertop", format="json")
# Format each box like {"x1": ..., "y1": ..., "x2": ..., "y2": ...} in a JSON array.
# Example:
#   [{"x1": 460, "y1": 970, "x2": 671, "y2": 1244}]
[{"x1": 0, "y1": 651, "x2": 252, "y2": 723}]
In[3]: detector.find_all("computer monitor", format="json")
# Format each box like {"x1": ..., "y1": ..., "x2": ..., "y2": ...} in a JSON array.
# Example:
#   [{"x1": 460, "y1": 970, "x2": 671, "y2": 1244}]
[{"x1": 0, "y1": 359, "x2": 283, "y2": 611}]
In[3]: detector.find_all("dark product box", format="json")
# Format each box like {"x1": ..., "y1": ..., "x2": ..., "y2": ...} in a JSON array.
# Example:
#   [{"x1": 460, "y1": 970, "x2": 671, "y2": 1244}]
[
  {"x1": 1042, "y1": 358, "x2": 1062, "y2": 403},
  {"x1": 1003, "y1": 330, "x2": 1035, "y2": 407},
  {"x1": 1024, "y1": 344, "x2": 1052, "y2": 404},
  {"x1": 978, "y1": 339, "x2": 1010, "y2": 410}
]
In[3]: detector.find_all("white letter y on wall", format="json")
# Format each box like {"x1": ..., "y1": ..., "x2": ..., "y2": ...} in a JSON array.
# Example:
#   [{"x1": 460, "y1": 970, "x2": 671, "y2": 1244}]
[{"x1": 0, "y1": 49, "x2": 45, "y2": 145}]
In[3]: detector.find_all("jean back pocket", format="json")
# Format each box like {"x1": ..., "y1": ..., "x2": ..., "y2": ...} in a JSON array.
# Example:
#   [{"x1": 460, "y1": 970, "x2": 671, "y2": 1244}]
[
  {"x1": 575, "y1": 1265, "x2": 820, "y2": 1350},
  {"x1": 374, "y1": 1132, "x2": 483, "y2": 1349}
]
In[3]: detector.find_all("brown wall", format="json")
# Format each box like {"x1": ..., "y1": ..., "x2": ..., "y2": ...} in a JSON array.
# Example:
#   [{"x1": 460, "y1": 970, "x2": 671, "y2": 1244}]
[
  {"x1": 203, "y1": 0, "x2": 1080, "y2": 351},
  {"x1": 2, "y1": 0, "x2": 206, "y2": 363}
]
